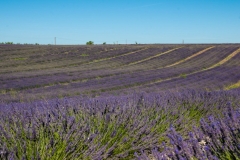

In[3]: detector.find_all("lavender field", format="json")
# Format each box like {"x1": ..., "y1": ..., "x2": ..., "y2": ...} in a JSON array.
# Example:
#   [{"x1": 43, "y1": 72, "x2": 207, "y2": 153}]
[{"x1": 0, "y1": 44, "x2": 240, "y2": 159}]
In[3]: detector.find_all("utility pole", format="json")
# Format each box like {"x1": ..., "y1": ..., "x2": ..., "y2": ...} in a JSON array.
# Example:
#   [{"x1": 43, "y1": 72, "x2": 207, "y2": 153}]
[{"x1": 55, "y1": 37, "x2": 56, "y2": 45}]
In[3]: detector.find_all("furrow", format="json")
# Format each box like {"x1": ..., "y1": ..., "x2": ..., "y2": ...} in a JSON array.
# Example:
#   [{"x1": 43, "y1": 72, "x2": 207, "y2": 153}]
[
  {"x1": 127, "y1": 47, "x2": 183, "y2": 66},
  {"x1": 208, "y1": 47, "x2": 240, "y2": 69},
  {"x1": 86, "y1": 47, "x2": 240, "y2": 93},
  {"x1": 0, "y1": 47, "x2": 143, "y2": 74},
  {"x1": 165, "y1": 46, "x2": 215, "y2": 68},
  {"x1": 86, "y1": 47, "x2": 149, "y2": 64},
  {"x1": 225, "y1": 80, "x2": 240, "y2": 90},
  {"x1": 147, "y1": 47, "x2": 240, "y2": 85}
]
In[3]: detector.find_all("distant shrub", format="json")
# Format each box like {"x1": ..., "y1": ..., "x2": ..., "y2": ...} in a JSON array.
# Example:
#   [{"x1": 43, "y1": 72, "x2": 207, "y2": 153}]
[
  {"x1": 86, "y1": 41, "x2": 94, "y2": 45},
  {"x1": 5, "y1": 42, "x2": 13, "y2": 44},
  {"x1": 103, "y1": 42, "x2": 106, "y2": 45}
]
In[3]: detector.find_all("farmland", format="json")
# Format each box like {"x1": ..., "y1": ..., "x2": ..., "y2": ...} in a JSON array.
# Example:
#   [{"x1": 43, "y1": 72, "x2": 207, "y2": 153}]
[
  {"x1": 0, "y1": 44, "x2": 240, "y2": 159},
  {"x1": 0, "y1": 44, "x2": 240, "y2": 103}
]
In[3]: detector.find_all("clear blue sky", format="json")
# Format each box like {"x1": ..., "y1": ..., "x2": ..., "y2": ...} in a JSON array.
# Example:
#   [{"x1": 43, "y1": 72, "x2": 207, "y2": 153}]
[{"x1": 1, "y1": 0, "x2": 240, "y2": 44}]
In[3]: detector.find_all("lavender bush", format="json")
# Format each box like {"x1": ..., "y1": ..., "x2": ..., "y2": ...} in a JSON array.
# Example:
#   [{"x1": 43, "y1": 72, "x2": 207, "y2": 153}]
[
  {"x1": 0, "y1": 89, "x2": 239, "y2": 159},
  {"x1": 135, "y1": 103, "x2": 240, "y2": 160}
]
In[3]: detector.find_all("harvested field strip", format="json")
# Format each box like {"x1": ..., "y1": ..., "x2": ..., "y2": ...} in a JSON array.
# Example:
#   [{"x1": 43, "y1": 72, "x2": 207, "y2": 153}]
[
  {"x1": 165, "y1": 46, "x2": 215, "y2": 67},
  {"x1": 127, "y1": 47, "x2": 183, "y2": 65}
]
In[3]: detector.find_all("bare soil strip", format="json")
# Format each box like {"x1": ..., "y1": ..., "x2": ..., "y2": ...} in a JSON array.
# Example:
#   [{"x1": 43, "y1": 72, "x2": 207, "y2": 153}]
[
  {"x1": 208, "y1": 48, "x2": 240, "y2": 69},
  {"x1": 225, "y1": 80, "x2": 240, "y2": 90},
  {"x1": 86, "y1": 47, "x2": 149, "y2": 64},
  {"x1": 1, "y1": 46, "x2": 239, "y2": 99},
  {"x1": 127, "y1": 47, "x2": 183, "y2": 66},
  {"x1": 146, "y1": 47, "x2": 240, "y2": 85},
  {"x1": 0, "y1": 46, "x2": 226, "y2": 93},
  {"x1": 81, "y1": 47, "x2": 240, "y2": 93},
  {"x1": 165, "y1": 46, "x2": 215, "y2": 68},
  {"x1": 0, "y1": 47, "x2": 146, "y2": 74}
]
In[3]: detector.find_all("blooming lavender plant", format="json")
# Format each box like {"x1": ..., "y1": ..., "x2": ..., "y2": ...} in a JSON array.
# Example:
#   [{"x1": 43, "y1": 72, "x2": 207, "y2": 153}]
[
  {"x1": 135, "y1": 101, "x2": 240, "y2": 160},
  {"x1": 0, "y1": 89, "x2": 239, "y2": 159}
]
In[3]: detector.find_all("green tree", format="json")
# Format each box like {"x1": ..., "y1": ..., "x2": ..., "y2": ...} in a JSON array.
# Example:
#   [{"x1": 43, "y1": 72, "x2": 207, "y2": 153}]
[
  {"x1": 86, "y1": 41, "x2": 94, "y2": 45},
  {"x1": 5, "y1": 42, "x2": 13, "y2": 44}
]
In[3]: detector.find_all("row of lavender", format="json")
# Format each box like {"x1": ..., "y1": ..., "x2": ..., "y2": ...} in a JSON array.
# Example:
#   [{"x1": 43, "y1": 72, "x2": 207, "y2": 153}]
[
  {"x1": 140, "y1": 50, "x2": 240, "y2": 93},
  {"x1": 0, "y1": 45, "x2": 177, "y2": 80},
  {"x1": 1, "y1": 45, "x2": 238, "y2": 102},
  {"x1": 0, "y1": 89, "x2": 239, "y2": 159},
  {"x1": 0, "y1": 45, "x2": 144, "y2": 74},
  {"x1": 136, "y1": 104, "x2": 240, "y2": 159},
  {"x1": 0, "y1": 46, "x2": 236, "y2": 99}
]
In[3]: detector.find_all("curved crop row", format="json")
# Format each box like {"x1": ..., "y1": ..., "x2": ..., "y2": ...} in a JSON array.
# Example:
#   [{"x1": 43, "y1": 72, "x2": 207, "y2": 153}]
[
  {"x1": 0, "y1": 46, "x2": 144, "y2": 74},
  {"x1": 0, "y1": 44, "x2": 239, "y2": 102}
]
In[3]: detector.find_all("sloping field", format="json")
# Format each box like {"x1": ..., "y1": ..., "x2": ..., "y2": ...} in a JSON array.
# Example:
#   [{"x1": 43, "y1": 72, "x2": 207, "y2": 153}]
[
  {"x1": 0, "y1": 44, "x2": 240, "y2": 159},
  {"x1": 0, "y1": 44, "x2": 239, "y2": 102}
]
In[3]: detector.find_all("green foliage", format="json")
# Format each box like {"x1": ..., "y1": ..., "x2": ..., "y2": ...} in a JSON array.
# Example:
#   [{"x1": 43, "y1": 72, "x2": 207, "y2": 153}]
[
  {"x1": 81, "y1": 53, "x2": 89, "y2": 57},
  {"x1": 86, "y1": 41, "x2": 94, "y2": 45},
  {"x1": 1, "y1": 91, "x2": 240, "y2": 159},
  {"x1": 180, "y1": 73, "x2": 187, "y2": 78},
  {"x1": 5, "y1": 42, "x2": 13, "y2": 44},
  {"x1": 103, "y1": 42, "x2": 106, "y2": 45}
]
